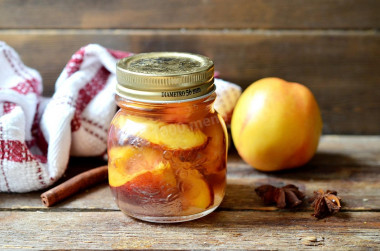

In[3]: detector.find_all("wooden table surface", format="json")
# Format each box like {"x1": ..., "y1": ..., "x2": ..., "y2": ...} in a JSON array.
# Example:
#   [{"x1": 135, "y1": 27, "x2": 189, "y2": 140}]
[{"x1": 1, "y1": 135, "x2": 379, "y2": 250}]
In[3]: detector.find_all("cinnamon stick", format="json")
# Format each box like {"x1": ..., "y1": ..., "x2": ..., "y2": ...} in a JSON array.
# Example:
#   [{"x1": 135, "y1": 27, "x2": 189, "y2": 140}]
[{"x1": 41, "y1": 165, "x2": 108, "y2": 207}]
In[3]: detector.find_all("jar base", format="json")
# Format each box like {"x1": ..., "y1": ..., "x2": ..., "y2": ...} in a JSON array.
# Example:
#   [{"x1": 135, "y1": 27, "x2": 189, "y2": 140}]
[{"x1": 123, "y1": 206, "x2": 218, "y2": 223}]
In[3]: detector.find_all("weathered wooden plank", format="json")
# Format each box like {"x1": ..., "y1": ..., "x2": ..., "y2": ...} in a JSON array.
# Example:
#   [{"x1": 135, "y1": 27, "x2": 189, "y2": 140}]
[
  {"x1": 224, "y1": 178, "x2": 380, "y2": 211},
  {"x1": 0, "y1": 0, "x2": 379, "y2": 29},
  {"x1": 1, "y1": 30, "x2": 379, "y2": 134},
  {"x1": 230, "y1": 135, "x2": 380, "y2": 162},
  {"x1": 0, "y1": 211, "x2": 379, "y2": 249},
  {"x1": 1, "y1": 136, "x2": 379, "y2": 211},
  {"x1": 1, "y1": 178, "x2": 378, "y2": 211}
]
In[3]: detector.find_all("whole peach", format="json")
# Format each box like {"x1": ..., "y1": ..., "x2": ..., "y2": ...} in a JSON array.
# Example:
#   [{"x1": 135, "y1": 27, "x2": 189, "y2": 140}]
[{"x1": 231, "y1": 77, "x2": 322, "y2": 171}]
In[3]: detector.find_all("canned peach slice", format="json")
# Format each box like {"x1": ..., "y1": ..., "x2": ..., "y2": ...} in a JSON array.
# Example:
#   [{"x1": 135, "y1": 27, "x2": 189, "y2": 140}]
[
  {"x1": 108, "y1": 146, "x2": 163, "y2": 187},
  {"x1": 204, "y1": 119, "x2": 227, "y2": 173},
  {"x1": 113, "y1": 114, "x2": 208, "y2": 150},
  {"x1": 115, "y1": 161, "x2": 179, "y2": 205},
  {"x1": 178, "y1": 169, "x2": 213, "y2": 210}
]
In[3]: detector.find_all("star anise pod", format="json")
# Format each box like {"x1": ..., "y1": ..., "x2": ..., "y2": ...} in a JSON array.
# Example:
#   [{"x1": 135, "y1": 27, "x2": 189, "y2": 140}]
[
  {"x1": 310, "y1": 189, "x2": 341, "y2": 219},
  {"x1": 255, "y1": 184, "x2": 305, "y2": 208}
]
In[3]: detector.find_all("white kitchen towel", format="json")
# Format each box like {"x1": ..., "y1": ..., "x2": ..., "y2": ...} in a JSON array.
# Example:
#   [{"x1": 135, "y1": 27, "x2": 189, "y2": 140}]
[{"x1": 0, "y1": 42, "x2": 240, "y2": 192}]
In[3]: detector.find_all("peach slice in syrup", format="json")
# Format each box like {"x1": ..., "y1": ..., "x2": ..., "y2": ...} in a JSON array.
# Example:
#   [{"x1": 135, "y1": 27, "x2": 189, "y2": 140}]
[
  {"x1": 108, "y1": 146, "x2": 163, "y2": 187},
  {"x1": 112, "y1": 114, "x2": 208, "y2": 151},
  {"x1": 178, "y1": 168, "x2": 214, "y2": 210},
  {"x1": 116, "y1": 161, "x2": 179, "y2": 205},
  {"x1": 201, "y1": 113, "x2": 228, "y2": 174}
]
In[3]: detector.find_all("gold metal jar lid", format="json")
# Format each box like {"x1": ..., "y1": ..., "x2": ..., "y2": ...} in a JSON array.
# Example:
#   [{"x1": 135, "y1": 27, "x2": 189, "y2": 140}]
[{"x1": 116, "y1": 52, "x2": 215, "y2": 103}]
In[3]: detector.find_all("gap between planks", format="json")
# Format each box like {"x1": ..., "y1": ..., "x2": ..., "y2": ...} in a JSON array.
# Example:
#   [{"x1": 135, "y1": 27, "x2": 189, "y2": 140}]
[
  {"x1": 0, "y1": 28, "x2": 378, "y2": 36},
  {"x1": 1, "y1": 207, "x2": 379, "y2": 213}
]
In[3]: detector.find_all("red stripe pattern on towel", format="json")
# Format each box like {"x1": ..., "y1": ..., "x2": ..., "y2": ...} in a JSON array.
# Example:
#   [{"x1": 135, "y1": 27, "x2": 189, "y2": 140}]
[{"x1": 0, "y1": 43, "x2": 132, "y2": 192}]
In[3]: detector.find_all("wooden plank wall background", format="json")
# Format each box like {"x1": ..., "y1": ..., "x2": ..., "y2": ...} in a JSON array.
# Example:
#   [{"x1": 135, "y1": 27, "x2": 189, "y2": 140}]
[{"x1": 0, "y1": 0, "x2": 379, "y2": 134}]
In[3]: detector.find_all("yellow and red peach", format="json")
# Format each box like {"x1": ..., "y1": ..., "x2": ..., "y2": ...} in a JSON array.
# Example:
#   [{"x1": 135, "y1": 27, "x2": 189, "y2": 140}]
[{"x1": 231, "y1": 77, "x2": 323, "y2": 171}]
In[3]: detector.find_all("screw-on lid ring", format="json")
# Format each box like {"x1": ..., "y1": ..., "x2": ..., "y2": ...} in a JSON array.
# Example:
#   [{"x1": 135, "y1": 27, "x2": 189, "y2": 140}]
[{"x1": 116, "y1": 52, "x2": 215, "y2": 103}]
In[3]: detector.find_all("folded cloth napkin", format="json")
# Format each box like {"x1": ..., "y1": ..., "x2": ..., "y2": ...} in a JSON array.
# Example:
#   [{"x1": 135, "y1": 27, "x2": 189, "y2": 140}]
[{"x1": 0, "y1": 42, "x2": 241, "y2": 192}]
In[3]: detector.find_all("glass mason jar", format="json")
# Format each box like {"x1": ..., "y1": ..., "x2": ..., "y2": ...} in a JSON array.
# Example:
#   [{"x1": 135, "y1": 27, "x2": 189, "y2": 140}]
[{"x1": 108, "y1": 52, "x2": 227, "y2": 223}]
